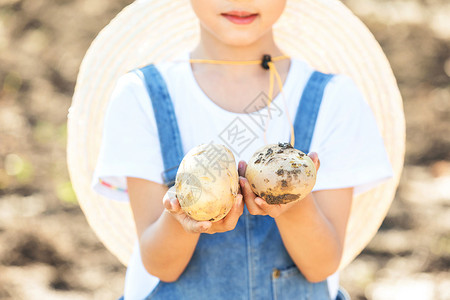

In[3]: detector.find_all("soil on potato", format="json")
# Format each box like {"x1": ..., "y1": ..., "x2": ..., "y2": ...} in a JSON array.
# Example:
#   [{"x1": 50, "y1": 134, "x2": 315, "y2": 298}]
[{"x1": 0, "y1": 0, "x2": 449, "y2": 299}]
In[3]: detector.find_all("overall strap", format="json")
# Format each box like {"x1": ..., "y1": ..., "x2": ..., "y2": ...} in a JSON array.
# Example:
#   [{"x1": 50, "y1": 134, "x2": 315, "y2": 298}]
[
  {"x1": 293, "y1": 71, "x2": 334, "y2": 153},
  {"x1": 138, "y1": 64, "x2": 184, "y2": 187}
]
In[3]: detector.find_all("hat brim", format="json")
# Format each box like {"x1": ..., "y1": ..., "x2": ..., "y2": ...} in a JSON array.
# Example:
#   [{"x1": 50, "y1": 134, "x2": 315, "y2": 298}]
[{"x1": 68, "y1": 0, "x2": 405, "y2": 269}]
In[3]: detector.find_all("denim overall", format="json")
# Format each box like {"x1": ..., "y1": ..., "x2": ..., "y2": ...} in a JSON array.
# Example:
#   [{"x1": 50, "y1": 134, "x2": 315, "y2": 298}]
[{"x1": 130, "y1": 64, "x2": 350, "y2": 300}]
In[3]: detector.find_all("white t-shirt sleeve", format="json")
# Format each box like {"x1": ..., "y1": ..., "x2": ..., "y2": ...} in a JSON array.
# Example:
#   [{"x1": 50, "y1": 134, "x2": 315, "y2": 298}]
[
  {"x1": 310, "y1": 74, "x2": 394, "y2": 195},
  {"x1": 91, "y1": 70, "x2": 165, "y2": 202}
]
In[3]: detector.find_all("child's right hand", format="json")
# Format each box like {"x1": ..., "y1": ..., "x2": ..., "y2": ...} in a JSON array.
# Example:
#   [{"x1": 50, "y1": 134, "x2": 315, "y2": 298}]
[{"x1": 162, "y1": 186, "x2": 244, "y2": 234}]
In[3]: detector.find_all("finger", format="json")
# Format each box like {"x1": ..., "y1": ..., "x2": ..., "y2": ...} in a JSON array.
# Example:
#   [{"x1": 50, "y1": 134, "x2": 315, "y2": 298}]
[
  {"x1": 245, "y1": 194, "x2": 266, "y2": 215},
  {"x1": 307, "y1": 152, "x2": 320, "y2": 171},
  {"x1": 228, "y1": 193, "x2": 244, "y2": 219},
  {"x1": 167, "y1": 186, "x2": 177, "y2": 197},
  {"x1": 307, "y1": 151, "x2": 318, "y2": 164},
  {"x1": 239, "y1": 176, "x2": 257, "y2": 201},
  {"x1": 163, "y1": 189, "x2": 183, "y2": 214},
  {"x1": 183, "y1": 217, "x2": 211, "y2": 233},
  {"x1": 162, "y1": 196, "x2": 172, "y2": 210},
  {"x1": 195, "y1": 220, "x2": 212, "y2": 232},
  {"x1": 163, "y1": 186, "x2": 177, "y2": 205},
  {"x1": 255, "y1": 197, "x2": 276, "y2": 212},
  {"x1": 239, "y1": 177, "x2": 266, "y2": 215},
  {"x1": 238, "y1": 161, "x2": 247, "y2": 177},
  {"x1": 163, "y1": 196, "x2": 183, "y2": 214},
  {"x1": 218, "y1": 194, "x2": 244, "y2": 232}
]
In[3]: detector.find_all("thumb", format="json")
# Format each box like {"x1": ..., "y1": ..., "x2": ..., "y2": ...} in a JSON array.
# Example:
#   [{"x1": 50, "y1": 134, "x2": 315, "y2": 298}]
[
  {"x1": 238, "y1": 161, "x2": 247, "y2": 177},
  {"x1": 239, "y1": 176, "x2": 256, "y2": 200},
  {"x1": 163, "y1": 186, "x2": 182, "y2": 213}
]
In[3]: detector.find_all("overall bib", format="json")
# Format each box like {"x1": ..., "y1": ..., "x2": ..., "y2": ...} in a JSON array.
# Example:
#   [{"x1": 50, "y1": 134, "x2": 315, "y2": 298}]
[{"x1": 128, "y1": 64, "x2": 350, "y2": 300}]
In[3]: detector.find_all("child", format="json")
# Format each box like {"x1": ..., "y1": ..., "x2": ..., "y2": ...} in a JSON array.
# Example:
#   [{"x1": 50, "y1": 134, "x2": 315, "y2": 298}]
[{"x1": 91, "y1": 0, "x2": 393, "y2": 299}]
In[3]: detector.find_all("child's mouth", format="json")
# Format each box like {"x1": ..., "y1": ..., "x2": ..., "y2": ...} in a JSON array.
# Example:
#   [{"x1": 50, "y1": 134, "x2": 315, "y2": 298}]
[{"x1": 221, "y1": 11, "x2": 258, "y2": 25}]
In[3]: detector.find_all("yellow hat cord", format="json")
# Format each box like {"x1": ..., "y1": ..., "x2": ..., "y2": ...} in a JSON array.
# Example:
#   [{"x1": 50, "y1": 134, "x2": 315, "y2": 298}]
[{"x1": 188, "y1": 54, "x2": 295, "y2": 147}]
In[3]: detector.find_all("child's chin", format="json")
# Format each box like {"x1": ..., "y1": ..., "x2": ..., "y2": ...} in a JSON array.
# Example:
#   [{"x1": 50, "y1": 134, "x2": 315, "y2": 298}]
[{"x1": 219, "y1": 33, "x2": 261, "y2": 47}]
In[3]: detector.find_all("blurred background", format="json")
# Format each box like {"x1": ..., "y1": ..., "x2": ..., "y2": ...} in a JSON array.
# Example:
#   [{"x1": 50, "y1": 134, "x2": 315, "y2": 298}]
[{"x1": 0, "y1": 0, "x2": 448, "y2": 299}]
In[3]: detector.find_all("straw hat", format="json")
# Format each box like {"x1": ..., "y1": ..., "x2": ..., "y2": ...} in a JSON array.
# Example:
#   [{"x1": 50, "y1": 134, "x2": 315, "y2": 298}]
[{"x1": 67, "y1": 0, "x2": 405, "y2": 269}]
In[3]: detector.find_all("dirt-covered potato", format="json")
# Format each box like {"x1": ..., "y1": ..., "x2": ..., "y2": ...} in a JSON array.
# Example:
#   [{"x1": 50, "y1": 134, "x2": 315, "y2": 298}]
[
  {"x1": 175, "y1": 143, "x2": 239, "y2": 221},
  {"x1": 245, "y1": 143, "x2": 316, "y2": 204}
]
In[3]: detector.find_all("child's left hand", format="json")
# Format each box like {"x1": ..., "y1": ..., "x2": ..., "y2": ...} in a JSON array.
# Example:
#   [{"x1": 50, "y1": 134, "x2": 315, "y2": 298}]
[{"x1": 238, "y1": 152, "x2": 320, "y2": 219}]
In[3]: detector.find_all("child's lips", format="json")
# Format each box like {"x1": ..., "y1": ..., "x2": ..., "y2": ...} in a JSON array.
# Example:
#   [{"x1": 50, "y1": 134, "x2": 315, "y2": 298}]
[{"x1": 221, "y1": 11, "x2": 258, "y2": 25}]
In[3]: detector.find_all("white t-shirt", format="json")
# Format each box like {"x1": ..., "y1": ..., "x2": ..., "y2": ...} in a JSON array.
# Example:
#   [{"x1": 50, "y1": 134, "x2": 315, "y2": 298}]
[{"x1": 92, "y1": 51, "x2": 393, "y2": 300}]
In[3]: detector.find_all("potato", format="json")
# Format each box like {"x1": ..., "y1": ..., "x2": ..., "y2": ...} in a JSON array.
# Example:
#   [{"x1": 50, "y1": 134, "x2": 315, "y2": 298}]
[
  {"x1": 245, "y1": 143, "x2": 316, "y2": 204},
  {"x1": 175, "y1": 143, "x2": 239, "y2": 222}
]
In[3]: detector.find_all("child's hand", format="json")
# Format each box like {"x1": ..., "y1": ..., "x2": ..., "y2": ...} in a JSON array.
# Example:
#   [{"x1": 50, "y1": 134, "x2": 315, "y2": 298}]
[
  {"x1": 238, "y1": 152, "x2": 320, "y2": 219},
  {"x1": 162, "y1": 186, "x2": 244, "y2": 234}
]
